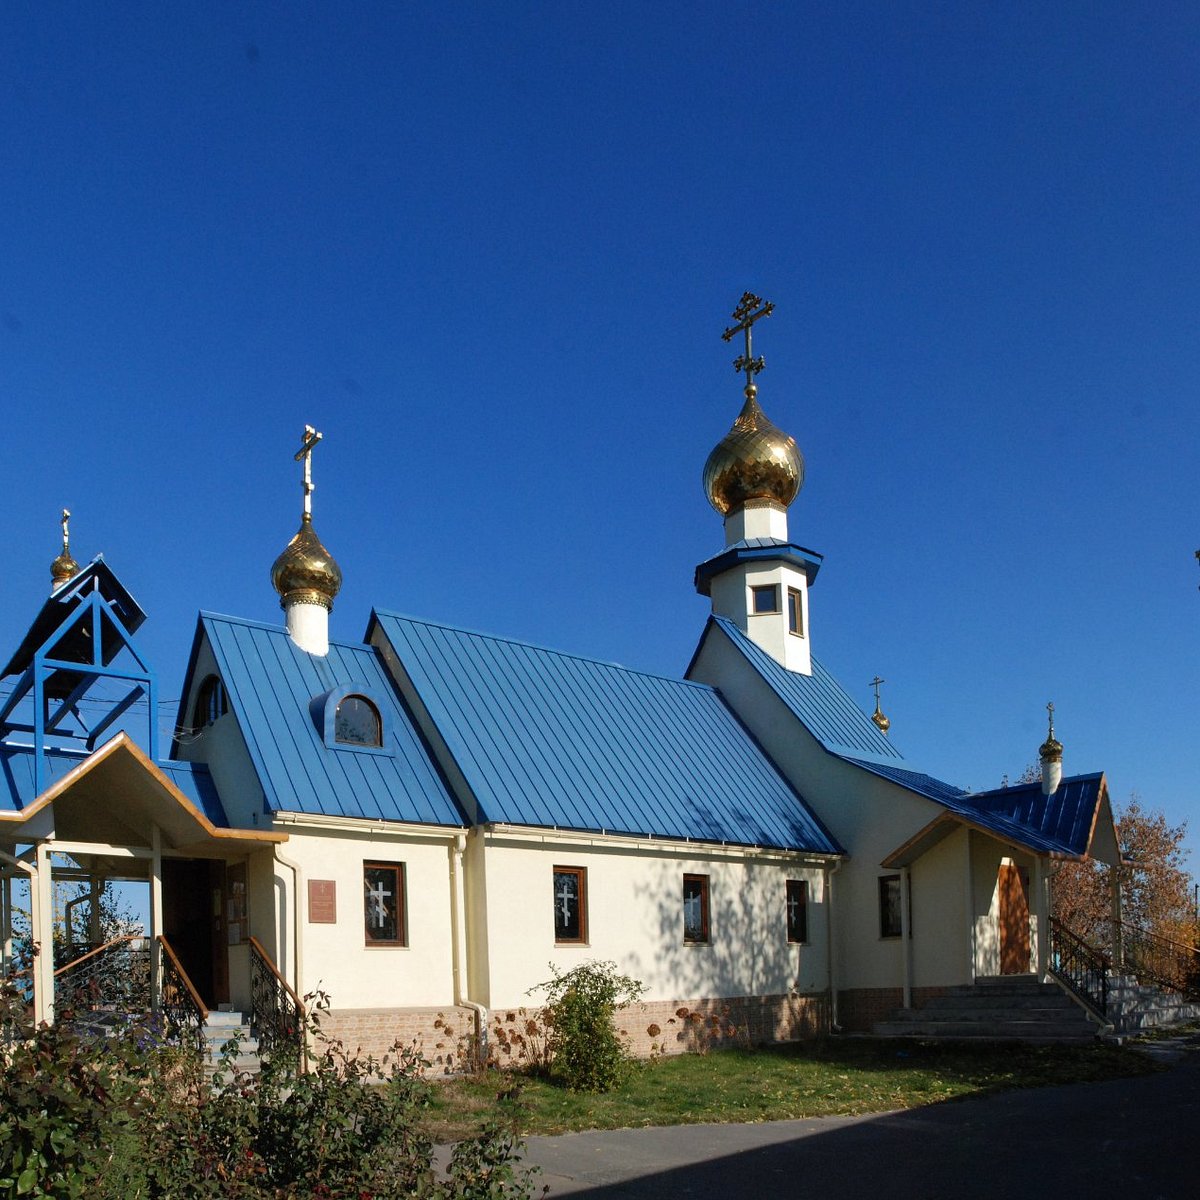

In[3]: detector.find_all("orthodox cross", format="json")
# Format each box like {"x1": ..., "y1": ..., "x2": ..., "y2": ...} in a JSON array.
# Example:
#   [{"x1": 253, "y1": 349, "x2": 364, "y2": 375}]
[
  {"x1": 556, "y1": 879, "x2": 575, "y2": 925},
  {"x1": 786, "y1": 889, "x2": 801, "y2": 927},
  {"x1": 870, "y1": 676, "x2": 885, "y2": 709},
  {"x1": 684, "y1": 891, "x2": 701, "y2": 933},
  {"x1": 366, "y1": 877, "x2": 391, "y2": 928},
  {"x1": 293, "y1": 425, "x2": 323, "y2": 517},
  {"x1": 60, "y1": 508, "x2": 71, "y2": 555},
  {"x1": 721, "y1": 291, "x2": 775, "y2": 391},
  {"x1": 1046, "y1": 700, "x2": 1055, "y2": 739}
]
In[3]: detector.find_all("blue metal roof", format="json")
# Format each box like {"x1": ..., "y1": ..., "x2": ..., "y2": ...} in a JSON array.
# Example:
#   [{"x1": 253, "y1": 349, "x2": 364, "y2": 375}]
[
  {"x1": 186, "y1": 614, "x2": 465, "y2": 827},
  {"x1": 961, "y1": 774, "x2": 1105, "y2": 857},
  {"x1": 841, "y1": 758, "x2": 968, "y2": 805},
  {"x1": 704, "y1": 617, "x2": 905, "y2": 762},
  {"x1": 694, "y1": 541, "x2": 824, "y2": 596},
  {"x1": 370, "y1": 611, "x2": 841, "y2": 854},
  {"x1": 0, "y1": 745, "x2": 228, "y2": 826}
]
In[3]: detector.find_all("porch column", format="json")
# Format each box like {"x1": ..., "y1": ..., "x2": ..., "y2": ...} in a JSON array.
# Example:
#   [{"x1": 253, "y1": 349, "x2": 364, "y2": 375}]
[
  {"x1": 149, "y1": 824, "x2": 163, "y2": 1006},
  {"x1": 900, "y1": 866, "x2": 913, "y2": 1008},
  {"x1": 34, "y1": 843, "x2": 55, "y2": 1023},
  {"x1": 1032, "y1": 856, "x2": 1049, "y2": 979},
  {"x1": 964, "y1": 830, "x2": 976, "y2": 982},
  {"x1": 87, "y1": 875, "x2": 102, "y2": 946},
  {"x1": 1, "y1": 869, "x2": 11, "y2": 970},
  {"x1": 1110, "y1": 867, "x2": 1124, "y2": 971}
]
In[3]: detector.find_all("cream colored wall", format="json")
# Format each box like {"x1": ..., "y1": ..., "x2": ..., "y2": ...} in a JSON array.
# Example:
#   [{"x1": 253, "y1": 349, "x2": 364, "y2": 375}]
[
  {"x1": 267, "y1": 827, "x2": 458, "y2": 1009},
  {"x1": 970, "y1": 835, "x2": 1038, "y2": 976},
  {"x1": 476, "y1": 831, "x2": 828, "y2": 1010},
  {"x1": 688, "y1": 629, "x2": 972, "y2": 992},
  {"x1": 176, "y1": 638, "x2": 267, "y2": 830}
]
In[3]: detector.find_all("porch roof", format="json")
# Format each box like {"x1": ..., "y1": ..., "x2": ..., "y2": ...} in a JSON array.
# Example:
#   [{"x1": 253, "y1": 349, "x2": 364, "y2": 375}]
[{"x1": 0, "y1": 732, "x2": 286, "y2": 857}]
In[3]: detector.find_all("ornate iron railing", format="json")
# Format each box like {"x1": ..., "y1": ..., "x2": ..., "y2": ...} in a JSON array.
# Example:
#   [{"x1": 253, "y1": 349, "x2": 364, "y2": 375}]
[
  {"x1": 1049, "y1": 917, "x2": 1109, "y2": 1017},
  {"x1": 249, "y1": 936, "x2": 305, "y2": 1068},
  {"x1": 1118, "y1": 921, "x2": 1200, "y2": 998},
  {"x1": 157, "y1": 935, "x2": 207, "y2": 1052},
  {"x1": 53, "y1": 935, "x2": 151, "y2": 1016}
]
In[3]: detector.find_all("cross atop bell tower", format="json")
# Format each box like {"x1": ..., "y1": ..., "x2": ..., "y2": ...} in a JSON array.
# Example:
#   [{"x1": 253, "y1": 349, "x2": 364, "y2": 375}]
[{"x1": 722, "y1": 291, "x2": 775, "y2": 396}]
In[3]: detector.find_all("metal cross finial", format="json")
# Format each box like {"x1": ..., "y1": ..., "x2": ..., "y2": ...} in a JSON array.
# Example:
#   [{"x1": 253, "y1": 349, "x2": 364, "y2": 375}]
[
  {"x1": 721, "y1": 291, "x2": 774, "y2": 392},
  {"x1": 293, "y1": 425, "x2": 323, "y2": 518},
  {"x1": 1046, "y1": 700, "x2": 1055, "y2": 738},
  {"x1": 870, "y1": 676, "x2": 885, "y2": 706},
  {"x1": 60, "y1": 508, "x2": 71, "y2": 554}
]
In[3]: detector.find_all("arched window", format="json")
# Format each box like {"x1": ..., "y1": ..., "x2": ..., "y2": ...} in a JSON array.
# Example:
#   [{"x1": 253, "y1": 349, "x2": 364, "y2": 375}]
[
  {"x1": 334, "y1": 693, "x2": 383, "y2": 747},
  {"x1": 194, "y1": 676, "x2": 227, "y2": 729}
]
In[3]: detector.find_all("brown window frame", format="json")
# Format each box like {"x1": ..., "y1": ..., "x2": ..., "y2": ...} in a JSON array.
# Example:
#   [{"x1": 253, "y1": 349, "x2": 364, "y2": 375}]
[
  {"x1": 364, "y1": 861, "x2": 407, "y2": 947},
  {"x1": 786, "y1": 878, "x2": 809, "y2": 944},
  {"x1": 194, "y1": 675, "x2": 228, "y2": 729},
  {"x1": 879, "y1": 873, "x2": 912, "y2": 939},
  {"x1": 750, "y1": 584, "x2": 781, "y2": 615},
  {"x1": 553, "y1": 866, "x2": 588, "y2": 944},
  {"x1": 787, "y1": 587, "x2": 804, "y2": 637},
  {"x1": 683, "y1": 874, "x2": 710, "y2": 943}
]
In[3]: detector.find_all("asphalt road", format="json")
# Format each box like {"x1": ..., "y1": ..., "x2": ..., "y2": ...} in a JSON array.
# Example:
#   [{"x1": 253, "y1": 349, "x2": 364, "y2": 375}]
[{"x1": 520, "y1": 1050, "x2": 1200, "y2": 1198}]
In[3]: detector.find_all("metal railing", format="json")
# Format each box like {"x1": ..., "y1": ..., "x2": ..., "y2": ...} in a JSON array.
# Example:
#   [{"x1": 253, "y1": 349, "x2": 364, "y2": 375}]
[
  {"x1": 157, "y1": 935, "x2": 207, "y2": 1052},
  {"x1": 249, "y1": 936, "x2": 305, "y2": 1068},
  {"x1": 53, "y1": 935, "x2": 151, "y2": 1016},
  {"x1": 1049, "y1": 917, "x2": 1109, "y2": 1017},
  {"x1": 1118, "y1": 921, "x2": 1200, "y2": 998}
]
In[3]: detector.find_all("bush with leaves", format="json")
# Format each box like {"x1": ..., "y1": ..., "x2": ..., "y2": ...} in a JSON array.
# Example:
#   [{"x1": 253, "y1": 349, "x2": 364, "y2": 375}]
[{"x1": 532, "y1": 960, "x2": 644, "y2": 1093}]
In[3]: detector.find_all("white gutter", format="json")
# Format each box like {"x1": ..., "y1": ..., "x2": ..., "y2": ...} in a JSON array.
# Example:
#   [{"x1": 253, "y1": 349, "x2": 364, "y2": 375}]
[
  {"x1": 450, "y1": 833, "x2": 487, "y2": 1065},
  {"x1": 824, "y1": 858, "x2": 843, "y2": 1031}
]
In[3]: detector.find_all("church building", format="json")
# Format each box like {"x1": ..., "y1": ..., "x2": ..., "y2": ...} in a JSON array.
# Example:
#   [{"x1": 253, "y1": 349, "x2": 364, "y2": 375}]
[{"x1": 0, "y1": 294, "x2": 1125, "y2": 1059}]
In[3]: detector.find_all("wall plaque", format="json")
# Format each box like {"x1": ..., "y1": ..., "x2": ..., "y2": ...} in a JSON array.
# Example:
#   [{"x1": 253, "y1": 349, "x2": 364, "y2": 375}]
[{"x1": 308, "y1": 879, "x2": 337, "y2": 924}]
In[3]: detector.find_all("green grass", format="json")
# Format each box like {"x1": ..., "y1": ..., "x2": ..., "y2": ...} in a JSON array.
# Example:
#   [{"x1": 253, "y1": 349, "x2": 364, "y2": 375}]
[{"x1": 425, "y1": 1038, "x2": 1159, "y2": 1142}]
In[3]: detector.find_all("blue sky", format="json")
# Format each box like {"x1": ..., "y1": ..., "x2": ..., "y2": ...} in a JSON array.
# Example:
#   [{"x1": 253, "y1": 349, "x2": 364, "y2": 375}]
[{"x1": 2, "y1": 4, "x2": 1197, "y2": 869}]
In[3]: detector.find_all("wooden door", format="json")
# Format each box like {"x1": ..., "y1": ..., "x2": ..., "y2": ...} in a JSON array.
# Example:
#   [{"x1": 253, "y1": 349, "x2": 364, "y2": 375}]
[
  {"x1": 998, "y1": 863, "x2": 1031, "y2": 975},
  {"x1": 161, "y1": 859, "x2": 229, "y2": 1007}
]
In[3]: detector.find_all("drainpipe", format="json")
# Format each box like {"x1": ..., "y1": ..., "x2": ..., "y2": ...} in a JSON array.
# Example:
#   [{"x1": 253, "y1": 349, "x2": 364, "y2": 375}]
[
  {"x1": 824, "y1": 859, "x2": 843, "y2": 1032},
  {"x1": 900, "y1": 866, "x2": 912, "y2": 1009},
  {"x1": 450, "y1": 833, "x2": 487, "y2": 1065},
  {"x1": 273, "y1": 846, "x2": 310, "y2": 1069}
]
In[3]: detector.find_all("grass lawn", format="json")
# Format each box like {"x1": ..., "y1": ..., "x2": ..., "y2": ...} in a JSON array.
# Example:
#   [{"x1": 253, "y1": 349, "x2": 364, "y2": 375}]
[{"x1": 425, "y1": 1038, "x2": 1159, "y2": 1142}]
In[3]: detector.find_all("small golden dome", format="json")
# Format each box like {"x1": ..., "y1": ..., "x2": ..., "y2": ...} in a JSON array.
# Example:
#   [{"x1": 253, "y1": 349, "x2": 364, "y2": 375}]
[
  {"x1": 703, "y1": 385, "x2": 804, "y2": 515},
  {"x1": 1039, "y1": 734, "x2": 1063, "y2": 764},
  {"x1": 271, "y1": 513, "x2": 343, "y2": 611},
  {"x1": 50, "y1": 550, "x2": 79, "y2": 589},
  {"x1": 872, "y1": 707, "x2": 891, "y2": 735}
]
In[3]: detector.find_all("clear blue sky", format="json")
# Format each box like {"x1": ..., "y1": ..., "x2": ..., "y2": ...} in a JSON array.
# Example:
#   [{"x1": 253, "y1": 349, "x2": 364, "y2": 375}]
[{"x1": 2, "y1": 4, "x2": 1197, "y2": 871}]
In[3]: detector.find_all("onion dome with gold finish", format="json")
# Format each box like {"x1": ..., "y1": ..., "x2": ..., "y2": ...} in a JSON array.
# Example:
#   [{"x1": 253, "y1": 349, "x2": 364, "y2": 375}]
[
  {"x1": 703, "y1": 384, "x2": 804, "y2": 516},
  {"x1": 50, "y1": 508, "x2": 79, "y2": 590},
  {"x1": 1039, "y1": 716, "x2": 1063, "y2": 764},
  {"x1": 271, "y1": 513, "x2": 343, "y2": 611}
]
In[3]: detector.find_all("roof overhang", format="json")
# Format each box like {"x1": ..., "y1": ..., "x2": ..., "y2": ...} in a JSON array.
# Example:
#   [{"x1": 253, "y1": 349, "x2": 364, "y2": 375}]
[
  {"x1": 0, "y1": 732, "x2": 286, "y2": 857},
  {"x1": 881, "y1": 809, "x2": 1082, "y2": 869},
  {"x1": 694, "y1": 542, "x2": 824, "y2": 597}
]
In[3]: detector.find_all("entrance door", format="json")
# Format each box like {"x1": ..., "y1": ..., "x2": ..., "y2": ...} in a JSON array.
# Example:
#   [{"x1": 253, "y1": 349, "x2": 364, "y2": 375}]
[
  {"x1": 161, "y1": 859, "x2": 229, "y2": 1007},
  {"x1": 998, "y1": 863, "x2": 1031, "y2": 975}
]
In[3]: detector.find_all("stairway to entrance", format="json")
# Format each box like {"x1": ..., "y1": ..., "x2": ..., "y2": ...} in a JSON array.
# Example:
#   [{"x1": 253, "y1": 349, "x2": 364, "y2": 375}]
[
  {"x1": 202, "y1": 1010, "x2": 262, "y2": 1075},
  {"x1": 873, "y1": 975, "x2": 1104, "y2": 1042},
  {"x1": 1106, "y1": 975, "x2": 1200, "y2": 1033}
]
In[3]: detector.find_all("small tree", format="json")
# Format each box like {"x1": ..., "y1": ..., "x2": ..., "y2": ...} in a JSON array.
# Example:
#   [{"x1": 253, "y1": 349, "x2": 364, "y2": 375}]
[{"x1": 532, "y1": 961, "x2": 644, "y2": 1093}]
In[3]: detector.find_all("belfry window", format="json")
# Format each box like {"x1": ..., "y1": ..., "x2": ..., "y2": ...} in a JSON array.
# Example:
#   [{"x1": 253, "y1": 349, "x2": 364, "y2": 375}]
[
  {"x1": 335, "y1": 694, "x2": 383, "y2": 747},
  {"x1": 787, "y1": 588, "x2": 804, "y2": 637},
  {"x1": 194, "y1": 676, "x2": 227, "y2": 729},
  {"x1": 751, "y1": 584, "x2": 780, "y2": 615}
]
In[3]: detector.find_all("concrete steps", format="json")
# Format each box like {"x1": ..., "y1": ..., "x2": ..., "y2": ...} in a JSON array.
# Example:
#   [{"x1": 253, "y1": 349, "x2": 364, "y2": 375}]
[
  {"x1": 873, "y1": 976, "x2": 1103, "y2": 1043},
  {"x1": 1107, "y1": 975, "x2": 1200, "y2": 1033},
  {"x1": 202, "y1": 1010, "x2": 261, "y2": 1075}
]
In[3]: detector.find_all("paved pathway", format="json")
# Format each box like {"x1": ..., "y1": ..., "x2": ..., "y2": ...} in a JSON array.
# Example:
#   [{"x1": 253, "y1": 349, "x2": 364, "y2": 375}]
[{"x1": 520, "y1": 1050, "x2": 1200, "y2": 1198}]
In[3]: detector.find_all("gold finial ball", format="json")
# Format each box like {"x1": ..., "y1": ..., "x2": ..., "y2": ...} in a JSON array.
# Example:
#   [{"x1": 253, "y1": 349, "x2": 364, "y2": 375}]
[
  {"x1": 50, "y1": 551, "x2": 79, "y2": 588},
  {"x1": 872, "y1": 709, "x2": 891, "y2": 734},
  {"x1": 703, "y1": 388, "x2": 804, "y2": 515},
  {"x1": 271, "y1": 514, "x2": 343, "y2": 611}
]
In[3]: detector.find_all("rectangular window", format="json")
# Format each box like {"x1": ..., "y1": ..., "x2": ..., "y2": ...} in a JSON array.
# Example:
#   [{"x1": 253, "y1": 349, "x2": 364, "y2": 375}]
[
  {"x1": 786, "y1": 879, "x2": 808, "y2": 943},
  {"x1": 364, "y1": 862, "x2": 406, "y2": 946},
  {"x1": 879, "y1": 874, "x2": 912, "y2": 939},
  {"x1": 751, "y1": 584, "x2": 780, "y2": 614},
  {"x1": 787, "y1": 587, "x2": 804, "y2": 636},
  {"x1": 683, "y1": 874, "x2": 710, "y2": 943},
  {"x1": 553, "y1": 866, "x2": 587, "y2": 943}
]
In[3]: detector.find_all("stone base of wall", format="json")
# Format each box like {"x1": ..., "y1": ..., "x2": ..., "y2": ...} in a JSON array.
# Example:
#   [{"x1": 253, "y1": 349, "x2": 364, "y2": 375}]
[
  {"x1": 621, "y1": 993, "x2": 829, "y2": 1058},
  {"x1": 320, "y1": 1005, "x2": 477, "y2": 1074},
  {"x1": 836, "y1": 986, "x2": 950, "y2": 1032}
]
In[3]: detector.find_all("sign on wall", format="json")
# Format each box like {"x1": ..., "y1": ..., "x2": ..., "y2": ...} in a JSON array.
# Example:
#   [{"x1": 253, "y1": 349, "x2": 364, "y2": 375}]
[{"x1": 308, "y1": 879, "x2": 337, "y2": 924}]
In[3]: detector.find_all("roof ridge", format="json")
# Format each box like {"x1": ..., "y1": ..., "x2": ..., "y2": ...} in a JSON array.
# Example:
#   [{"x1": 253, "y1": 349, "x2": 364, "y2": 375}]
[
  {"x1": 199, "y1": 611, "x2": 375, "y2": 654},
  {"x1": 373, "y1": 610, "x2": 716, "y2": 691}
]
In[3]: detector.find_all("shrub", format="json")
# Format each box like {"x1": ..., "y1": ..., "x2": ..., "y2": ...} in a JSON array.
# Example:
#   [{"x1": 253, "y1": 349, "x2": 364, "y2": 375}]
[{"x1": 531, "y1": 961, "x2": 644, "y2": 1093}]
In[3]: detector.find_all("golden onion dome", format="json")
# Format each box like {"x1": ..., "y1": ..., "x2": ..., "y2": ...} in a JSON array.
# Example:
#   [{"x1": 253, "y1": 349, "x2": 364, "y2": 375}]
[
  {"x1": 703, "y1": 385, "x2": 804, "y2": 515},
  {"x1": 271, "y1": 513, "x2": 343, "y2": 611},
  {"x1": 50, "y1": 549, "x2": 79, "y2": 589},
  {"x1": 1039, "y1": 733, "x2": 1063, "y2": 764},
  {"x1": 871, "y1": 707, "x2": 891, "y2": 735}
]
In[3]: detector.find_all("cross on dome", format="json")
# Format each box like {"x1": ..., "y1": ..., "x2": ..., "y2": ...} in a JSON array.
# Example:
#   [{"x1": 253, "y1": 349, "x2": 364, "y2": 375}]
[
  {"x1": 294, "y1": 425, "x2": 323, "y2": 518},
  {"x1": 722, "y1": 291, "x2": 775, "y2": 395}
]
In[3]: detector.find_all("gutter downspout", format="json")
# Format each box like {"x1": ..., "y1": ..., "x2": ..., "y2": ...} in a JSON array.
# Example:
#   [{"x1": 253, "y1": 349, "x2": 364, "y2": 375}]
[
  {"x1": 273, "y1": 846, "x2": 309, "y2": 1070},
  {"x1": 824, "y1": 858, "x2": 843, "y2": 1032},
  {"x1": 450, "y1": 833, "x2": 487, "y2": 1066}
]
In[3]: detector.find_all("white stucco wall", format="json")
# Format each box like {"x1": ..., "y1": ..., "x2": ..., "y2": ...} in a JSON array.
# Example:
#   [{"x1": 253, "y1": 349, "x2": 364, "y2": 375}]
[{"x1": 472, "y1": 829, "x2": 829, "y2": 1010}]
